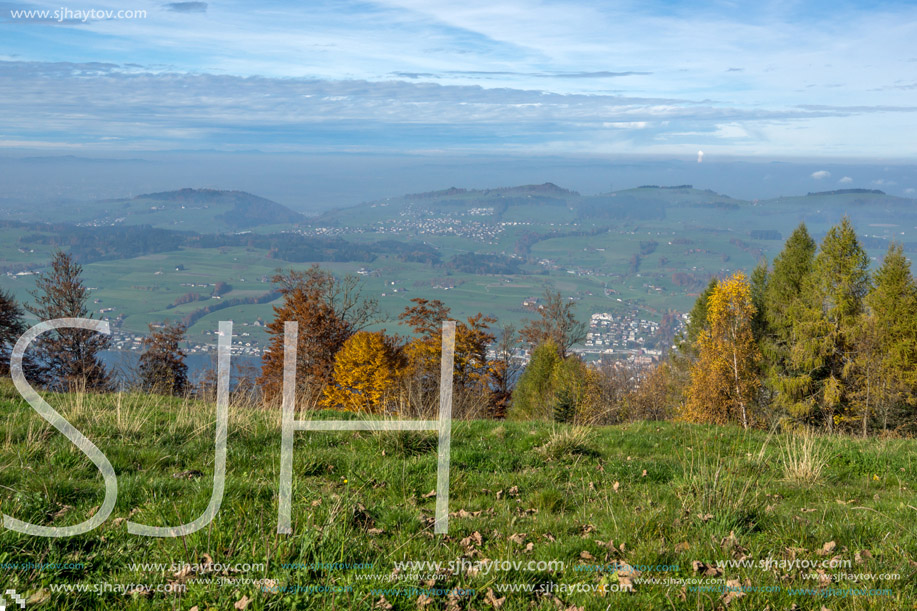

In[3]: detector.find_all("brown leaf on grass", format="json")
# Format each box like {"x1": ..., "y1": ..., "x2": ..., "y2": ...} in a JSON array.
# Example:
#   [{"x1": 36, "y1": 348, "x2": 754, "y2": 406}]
[
  {"x1": 612, "y1": 481, "x2": 621, "y2": 493},
  {"x1": 542, "y1": 533, "x2": 556, "y2": 542},
  {"x1": 450, "y1": 509, "x2": 482, "y2": 519},
  {"x1": 721, "y1": 579, "x2": 745, "y2": 606},
  {"x1": 524, "y1": 542, "x2": 534, "y2": 553},
  {"x1": 416, "y1": 594, "x2": 434, "y2": 608},
  {"x1": 818, "y1": 541, "x2": 837, "y2": 556},
  {"x1": 422, "y1": 489, "x2": 437, "y2": 499},
  {"x1": 367, "y1": 528, "x2": 384, "y2": 535},
  {"x1": 691, "y1": 561, "x2": 723, "y2": 577},
  {"x1": 674, "y1": 541, "x2": 690, "y2": 553},
  {"x1": 50, "y1": 505, "x2": 74, "y2": 519},
  {"x1": 801, "y1": 507, "x2": 817, "y2": 513},
  {"x1": 616, "y1": 562, "x2": 639, "y2": 591},
  {"x1": 483, "y1": 588, "x2": 506, "y2": 608},
  {"x1": 854, "y1": 550, "x2": 873, "y2": 564},
  {"x1": 509, "y1": 532, "x2": 527, "y2": 544},
  {"x1": 579, "y1": 550, "x2": 595, "y2": 561},
  {"x1": 189, "y1": 607, "x2": 199, "y2": 611},
  {"x1": 641, "y1": 469, "x2": 647, "y2": 477},
  {"x1": 461, "y1": 531, "x2": 484, "y2": 548},
  {"x1": 374, "y1": 596, "x2": 394, "y2": 610},
  {"x1": 579, "y1": 524, "x2": 596, "y2": 535},
  {"x1": 507, "y1": 486, "x2": 520, "y2": 497},
  {"x1": 234, "y1": 595, "x2": 251, "y2": 610},
  {"x1": 814, "y1": 570, "x2": 832, "y2": 588},
  {"x1": 697, "y1": 513, "x2": 714, "y2": 522},
  {"x1": 588, "y1": 481, "x2": 596, "y2": 491}
]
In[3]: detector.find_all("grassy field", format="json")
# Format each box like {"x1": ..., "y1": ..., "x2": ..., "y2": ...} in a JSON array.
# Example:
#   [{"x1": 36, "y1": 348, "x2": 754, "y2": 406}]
[{"x1": 1, "y1": 379, "x2": 915, "y2": 609}]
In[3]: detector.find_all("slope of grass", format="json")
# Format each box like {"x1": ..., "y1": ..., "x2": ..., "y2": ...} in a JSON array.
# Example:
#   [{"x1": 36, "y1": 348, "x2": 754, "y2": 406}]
[{"x1": 0, "y1": 378, "x2": 915, "y2": 609}]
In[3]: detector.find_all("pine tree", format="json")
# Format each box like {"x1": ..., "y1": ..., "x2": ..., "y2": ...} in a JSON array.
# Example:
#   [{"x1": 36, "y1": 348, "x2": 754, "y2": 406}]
[
  {"x1": 785, "y1": 218, "x2": 870, "y2": 431},
  {"x1": 762, "y1": 224, "x2": 816, "y2": 391},
  {"x1": 25, "y1": 251, "x2": 111, "y2": 391},
  {"x1": 138, "y1": 321, "x2": 189, "y2": 396},
  {"x1": 509, "y1": 340, "x2": 561, "y2": 420},
  {"x1": 684, "y1": 272, "x2": 761, "y2": 428},
  {"x1": 0, "y1": 288, "x2": 26, "y2": 377},
  {"x1": 863, "y1": 243, "x2": 917, "y2": 432}
]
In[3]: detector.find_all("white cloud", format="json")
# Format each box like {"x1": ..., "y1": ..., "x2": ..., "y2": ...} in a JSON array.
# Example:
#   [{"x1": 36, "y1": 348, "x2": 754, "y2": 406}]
[
  {"x1": 838, "y1": 176, "x2": 853, "y2": 183},
  {"x1": 811, "y1": 170, "x2": 831, "y2": 179}
]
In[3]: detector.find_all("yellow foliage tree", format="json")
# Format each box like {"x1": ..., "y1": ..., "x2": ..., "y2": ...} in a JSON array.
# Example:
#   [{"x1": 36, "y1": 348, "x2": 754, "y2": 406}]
[
  {"x1": 322, "y1": 331, "x2": 403, "y2": 413},
  {"x1": 684, "y1": 272, "x2": 761, "y2": 428}
]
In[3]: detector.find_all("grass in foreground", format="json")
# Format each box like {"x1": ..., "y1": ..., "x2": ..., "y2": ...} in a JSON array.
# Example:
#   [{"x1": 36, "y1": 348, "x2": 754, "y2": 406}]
[{"x1": 0, "y1": 378, "x2": 915, "y2": 609}]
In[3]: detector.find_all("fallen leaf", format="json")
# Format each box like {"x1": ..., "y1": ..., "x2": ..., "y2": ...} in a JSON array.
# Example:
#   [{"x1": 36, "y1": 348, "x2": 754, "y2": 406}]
[
  {"x1": 234, "y1": 595, "x2": 251, "y2": 610},
  {"x1": 374, "y1": 596, "x2": 394, "y2": 610},
  {"x1": 483, "y1": 588, "x2": 505, "y2": 608},
  {"x1": 722, "y1": 579, "x2": 745, "y2": 606},
  {"x1": 612, "y1": 481, "x2": 621, "y2": 493},
  {"x1": 416, "y1": 594, "x2": 434, "y2": 608},
  {"x1": 422, "y1": 489, "x2": 437, "y2": 499},
  {"x1": 580, "y1": 550, "x2": 595, "y2": 561},
  {"x1": 674, "y1": 541, "x2": 690, "y2": 553},
  {"x1": 818, "y1": 541, "x2": 837, "y2": 556}
]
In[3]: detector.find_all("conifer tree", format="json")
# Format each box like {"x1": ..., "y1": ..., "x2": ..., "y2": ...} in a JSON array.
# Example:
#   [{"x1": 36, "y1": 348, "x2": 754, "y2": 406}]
[
  {"x1": 785, "y1": 218, "x2": 870, "y2": 430},
  {"x1": 0, "y1": 288, "x2": 27, "y2": 377},
  {"x1": 863, "y1": 243, "x2": 917, "y2": 431},
  {"x1": 25, "y1": 251, "x2": 111, "y2": 391}
]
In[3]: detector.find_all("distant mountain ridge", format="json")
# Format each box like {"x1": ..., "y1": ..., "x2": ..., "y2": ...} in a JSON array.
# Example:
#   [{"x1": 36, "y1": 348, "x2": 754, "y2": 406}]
[{"x1": 132, "y1": 188, "x2": 306, "y2": 230}]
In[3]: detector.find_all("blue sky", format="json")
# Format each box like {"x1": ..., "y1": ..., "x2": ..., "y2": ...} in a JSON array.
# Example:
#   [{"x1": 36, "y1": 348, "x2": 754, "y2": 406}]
[{"x1": 1, "y1": 0, "x2": 916, "y2": 159}]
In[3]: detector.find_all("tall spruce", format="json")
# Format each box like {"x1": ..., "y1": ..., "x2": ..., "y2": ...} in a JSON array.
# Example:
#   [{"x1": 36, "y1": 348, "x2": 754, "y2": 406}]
[
  {"x1": 763, "y1": 224, "x2": 817, "y2": 413},
  {"x1": 785, "y1": 218, "x2": 870, "y2": 431},
  {"x1": 863, "y1": 243, "x2": 917, "y2": 431},
  {"x1": 25, "y1": 251, "x2": 111, "y2": 391}
]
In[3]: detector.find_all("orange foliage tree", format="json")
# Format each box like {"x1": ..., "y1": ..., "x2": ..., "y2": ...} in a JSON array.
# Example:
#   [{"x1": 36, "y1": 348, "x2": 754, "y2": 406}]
[
  {"x1": 258, "y1": 266, "x2": 377, "y2": 401},
  {"x1": 684, "y1": 272, "x2": 761, "y2": 428},
  {"x1": 322, "y1": 331, "x2": 404, "y2": 413}
]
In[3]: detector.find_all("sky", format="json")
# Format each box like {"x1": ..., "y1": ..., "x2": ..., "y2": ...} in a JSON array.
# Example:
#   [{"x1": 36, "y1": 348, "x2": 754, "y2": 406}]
[
  {"x1": 0, "y1": 1, "x2": 916, "y2": 209},
  {"x1": 1, "y1": 0, "x2": 916, "y2": 157}
]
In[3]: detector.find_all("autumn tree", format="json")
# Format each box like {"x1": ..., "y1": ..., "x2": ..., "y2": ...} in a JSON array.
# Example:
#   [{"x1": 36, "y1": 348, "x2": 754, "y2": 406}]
[
  {"x1": 25, "y1": 251, "x2": 111, "y2": 391},
  {"x1": 138, "y1": 321, "x2": 189, "y2": 396},
  {"x1": 520, "y1": 289, "x2": 586, "y2": 357},
  {"x1": 487, "y1": 324, "x2": 523, "y2": 419},
  {"x1": 259, "y1": 266, "x2": 378, "y2": 400},
  {"x1": 322, "y1": 331, "x2": 404, "y2": 413},
  {"x1": 684, "y1": 272, "x2": 761, "y2": 429},
  {"x1": 398, "y1": 298, "x2": 496, "y2": 417},
  {"x1": 784, "y1": 218, "x2": 870, "y2": 431}
]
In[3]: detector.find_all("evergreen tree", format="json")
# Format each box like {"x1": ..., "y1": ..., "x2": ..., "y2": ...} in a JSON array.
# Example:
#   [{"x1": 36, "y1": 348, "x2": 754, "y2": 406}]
[
  {"x1": 863, "y1": 243, "x2": 917, "y2": 431},
  {"x1": 25, "y1": 251, "x2": 111, "y2": 391},
  {"x1": 785, "y1": 218, "x2": 870, "y2": 431},
  {"x1": 0, "y1": 288, "x2": 27, "y2": 377},
  {"x1": 679, "y1": 277, "x2": 718, "y2": 356},
  {"x1": 509, "y1": 340, "x2": 561, "y2": 420}
]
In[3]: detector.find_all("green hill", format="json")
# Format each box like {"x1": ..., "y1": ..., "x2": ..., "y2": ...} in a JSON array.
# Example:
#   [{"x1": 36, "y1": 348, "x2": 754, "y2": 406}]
[{"x1": 1, "y1": 380, "x2": 914, "y2": 609}]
